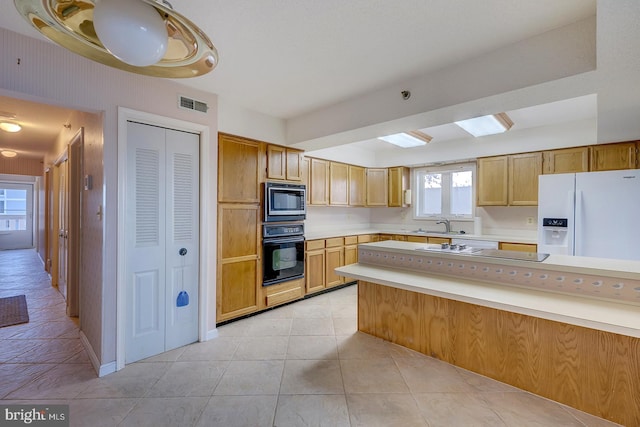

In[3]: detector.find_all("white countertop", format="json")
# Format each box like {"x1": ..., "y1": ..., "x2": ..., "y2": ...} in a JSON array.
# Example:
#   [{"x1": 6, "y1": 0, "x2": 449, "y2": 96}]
[
  {"x1": 336, "y1": 262, "x2": 640, "y2": 339},
  {"x1": 305, "y1": 228, "x2": 538, "y2": 244}
]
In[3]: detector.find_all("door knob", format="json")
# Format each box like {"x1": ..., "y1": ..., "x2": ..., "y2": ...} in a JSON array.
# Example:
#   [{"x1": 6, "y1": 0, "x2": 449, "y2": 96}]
[{"x1": 179, "y1": 248, "x2": 187, "y2": 256}]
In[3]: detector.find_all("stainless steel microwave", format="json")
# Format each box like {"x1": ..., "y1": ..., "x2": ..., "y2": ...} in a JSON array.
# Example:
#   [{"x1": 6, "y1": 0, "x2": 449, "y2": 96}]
[{"x1": 264, "y1": 182, "x2": 306, "y2": 222}]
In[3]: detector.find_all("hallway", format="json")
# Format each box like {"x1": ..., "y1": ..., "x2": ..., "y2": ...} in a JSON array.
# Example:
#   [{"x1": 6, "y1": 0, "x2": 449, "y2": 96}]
[{"x1": 0, "y1": 249, "x2": 621, "y2": 426}]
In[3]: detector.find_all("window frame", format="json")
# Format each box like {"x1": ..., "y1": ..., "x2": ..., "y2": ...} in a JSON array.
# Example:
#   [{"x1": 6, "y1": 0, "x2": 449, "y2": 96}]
[{"x1": 412, "y1": 162, "x2": 476, "y2": 220}]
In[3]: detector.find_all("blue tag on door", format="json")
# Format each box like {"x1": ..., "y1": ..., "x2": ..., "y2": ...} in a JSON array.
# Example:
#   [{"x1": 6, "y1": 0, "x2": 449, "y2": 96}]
[{"x1": 177, "y1": 291, "x2": 189, "y2": 307}]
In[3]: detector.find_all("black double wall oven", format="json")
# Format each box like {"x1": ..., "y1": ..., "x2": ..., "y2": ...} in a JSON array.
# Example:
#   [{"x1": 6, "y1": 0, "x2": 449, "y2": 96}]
[{"x1": 262, "y1": 182, "x2": 306, "y2": 287}]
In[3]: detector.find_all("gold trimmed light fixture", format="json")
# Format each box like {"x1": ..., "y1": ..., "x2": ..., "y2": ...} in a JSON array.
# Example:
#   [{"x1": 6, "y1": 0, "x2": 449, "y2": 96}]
[
  {"x1": 14, "y1": 0, "x2": 218, "y2": 78},
  {"x1": 379, "y1": 130, "x2": 433, "y2": 148},
  {"x1": 1, "y1": 150, "x2": 18, "y2": 158},
  {"x1": 0, "y1": 122, "x2": 22, "y2": 133},
  {"x1": 454, "y1": 112, "x2": 513, "y2": 137}
]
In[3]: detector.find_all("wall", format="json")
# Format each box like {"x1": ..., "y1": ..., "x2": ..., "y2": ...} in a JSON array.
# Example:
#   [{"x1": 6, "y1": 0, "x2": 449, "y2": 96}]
[
  {"x1": 217, "y1": 97, "x2": 286, "y2": 144},
  {"x1": 305, "y1": 206, "x2": 371, "y2": 236},
  {"x1": 0, "y1": 27, "x2": 218, "y2": 372},
  {"x1": 0, "y1": 156, "x2": 42, "y2": 176}
]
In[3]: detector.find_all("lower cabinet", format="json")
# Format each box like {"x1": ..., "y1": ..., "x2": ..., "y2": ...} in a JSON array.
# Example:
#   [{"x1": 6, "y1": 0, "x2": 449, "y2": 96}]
[
  {"x1": 499, "y1": 242, "x2": 537, "y2": 252},
  {"x1": 325, "y1": 237, "x2": 345, "y2": 287},
  {"x1": 305, "y1": 239, "x2": 326, "y2": 294},
  {"x1": 262, "y1": 278, "x2": 304, "y2": 308}
]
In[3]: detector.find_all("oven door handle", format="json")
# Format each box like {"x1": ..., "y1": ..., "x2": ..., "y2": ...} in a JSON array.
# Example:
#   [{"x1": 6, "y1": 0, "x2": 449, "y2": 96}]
[{"x1": 263, "y1": 237, "x2": 305, "y2": 244}]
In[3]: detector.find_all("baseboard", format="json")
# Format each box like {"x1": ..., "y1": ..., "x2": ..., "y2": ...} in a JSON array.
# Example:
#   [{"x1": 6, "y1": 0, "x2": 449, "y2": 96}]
[
  {"x1": 205, "y1": 328, "x2": 219, "y2": 341},
  {"x1": 80, "y1": 331, "x2": 116, "y2": 377}
]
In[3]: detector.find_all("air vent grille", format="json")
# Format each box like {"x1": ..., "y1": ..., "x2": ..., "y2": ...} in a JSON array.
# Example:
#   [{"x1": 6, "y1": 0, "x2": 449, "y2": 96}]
[{"x1": 179, "y1": 96, "x2": 209, "y2": 113}]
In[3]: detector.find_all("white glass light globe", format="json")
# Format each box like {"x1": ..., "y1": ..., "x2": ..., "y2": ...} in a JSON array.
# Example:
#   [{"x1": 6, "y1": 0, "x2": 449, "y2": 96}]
[{"x1": 93, "y1": 0, "x2": 168, "y2": 67}]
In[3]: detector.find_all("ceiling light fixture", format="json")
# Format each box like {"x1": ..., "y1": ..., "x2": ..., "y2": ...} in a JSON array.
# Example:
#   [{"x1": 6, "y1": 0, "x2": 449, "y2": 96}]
[
  {"x1": 379, "y1": 131, "x2": 433, "y2": 148},
  {"x1": 14, "y1": 0, "x2": 218, "y2": 78},
  {"x1": 0, "y1": 122, "x2": 22, "y2": 133},
  {"x1": 1, "y1": 150, "x2": 18, "y2": 158},
  {"x1": 455, "y1": 113, "x2": 513, "y2": 137}
]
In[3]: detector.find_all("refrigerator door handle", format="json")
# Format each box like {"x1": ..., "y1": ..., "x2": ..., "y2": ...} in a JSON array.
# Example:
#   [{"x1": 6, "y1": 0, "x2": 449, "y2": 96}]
[{"x1": 574, "y1": 190, "x2": 582, "y2": 256}]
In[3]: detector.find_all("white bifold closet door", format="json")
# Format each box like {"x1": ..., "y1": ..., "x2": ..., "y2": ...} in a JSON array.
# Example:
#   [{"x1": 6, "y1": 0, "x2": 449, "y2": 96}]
[{"x1": 125, "y1": 121, "x2": 200, "y2": 364}]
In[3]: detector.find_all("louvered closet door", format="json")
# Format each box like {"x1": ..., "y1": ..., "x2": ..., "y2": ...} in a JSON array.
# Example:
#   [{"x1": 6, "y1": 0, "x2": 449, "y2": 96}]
[{"x1": 125, "y1": 121, "x2": 199, "y2": 363}]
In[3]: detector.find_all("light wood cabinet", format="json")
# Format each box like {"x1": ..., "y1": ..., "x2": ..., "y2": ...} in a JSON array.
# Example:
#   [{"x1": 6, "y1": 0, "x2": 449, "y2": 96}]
[
  {"x1": 499, "y1": 242, "x2": 537, "y2": 252},
  {"x1": 349, "y1": 165, "x2": 366, "y2": 206},
  {"x1": 407, "y1": 236, "x2": 428, "y2": 243},
  {"x1": 301, "y1": 157, "x2": 310, "y2": 204},
  {"x1": 508, "y1": 152, "x2": 542, "y2": 205},
  {"x1": 388, "y1": 166, "x2": 410, "y2": 207},
  {"x1": 262, "y1": 278, "x2": 304, "y2": 308},
  {"x1": 478, "y1": 153, "x2": 541, "y2": 206},
  {"x1": 344, "y1": 236, "x2": 358, "y2": 266},
  {"x1": 366, "y1": 168, "x2": 388, "y2": 206},
  {"x1": 216, "y1": 203, "x2": 261, "y2": 322},
  {"x1": 309, "y1": 158, "x2": 329, "y2": 205},
  {"x1": 427, "y1": 236, "x2": 451, "y2": 244},
  {"x1": 325, "y1": 246, "x2": 345, "y2": 287},
  {"x1": 305, "y1": 239, "x2": 326, "y2": 294},
  {"x1": 477, "y1": 156, "x2": 508, "y2": 206},
  {"x1": 589, "y1": 141, "x2": 638, "y2": 171},
  {"x1": 267, "y1": 145, "x2": 303, "y2": 181},
  {"x1": 329, "y1": 162, "x2": 349, "y2": 206},
  {"x1": 218, "y1": 133, "x2": 264, "y2": 203},
  {"x1": 543, "y1": 146, "x2": 589, "y2": 174}
]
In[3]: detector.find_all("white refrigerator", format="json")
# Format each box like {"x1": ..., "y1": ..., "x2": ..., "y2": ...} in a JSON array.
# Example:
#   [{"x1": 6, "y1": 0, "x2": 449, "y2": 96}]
[{"x1": 537, "y1": 169, "x2": 640, "y2": 260}]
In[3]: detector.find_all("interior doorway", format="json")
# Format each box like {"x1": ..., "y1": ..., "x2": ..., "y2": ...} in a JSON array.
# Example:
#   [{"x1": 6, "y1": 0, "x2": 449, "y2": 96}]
[{"x1": 0, "y1": 182, "x2": 33, "y2": 250}]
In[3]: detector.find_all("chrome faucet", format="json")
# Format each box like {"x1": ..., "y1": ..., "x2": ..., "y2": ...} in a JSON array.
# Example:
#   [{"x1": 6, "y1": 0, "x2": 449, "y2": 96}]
[{"x1": 435, "y1": 218, "x2": 451, "y2": 233}]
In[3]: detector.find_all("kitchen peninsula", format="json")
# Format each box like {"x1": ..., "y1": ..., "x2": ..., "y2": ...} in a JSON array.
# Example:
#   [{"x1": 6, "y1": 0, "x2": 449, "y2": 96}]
[{"x1": 336, "y1": 240, "x2": 640, "y2": 426}]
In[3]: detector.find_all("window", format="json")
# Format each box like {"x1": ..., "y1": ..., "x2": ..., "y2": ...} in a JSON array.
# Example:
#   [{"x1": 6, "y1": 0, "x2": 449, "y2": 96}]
[{"x1": 414, "y1": 163, "x2": 475, "y2": 219}]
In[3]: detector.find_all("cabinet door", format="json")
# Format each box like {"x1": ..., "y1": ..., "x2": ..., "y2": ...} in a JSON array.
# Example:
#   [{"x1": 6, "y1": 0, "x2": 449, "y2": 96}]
[
  {"x1": 329, "y1": 162, "x2": 349, "y2": 205},
  {"x1": 499, "y1": 242, "x2": 537, "y2": 253},
  {"x1": 218, "y1": 134, "x2": 264, "y2": 203},
  {"x1": 286, "y1": 149, "x2": 303, "y2": 181},
  {"x1": 543, "y1": 147, "x2": 589, "y2": 174},
  {"x1": 217, "y1": 203, "x2": 261, "y2": 321},
  {"x1": 267, "y1": 144, "x2": 286, "y2": 180},
  {"x1": 310, "y1": 158, "x2": 329, "y2": 205},
  {"x1": 325, "y1": 246, "x2": 345, "y2": 287},
  {"x1": 344, "y1": 244, "x2": 358, "y2": 265},
  {"x1": 366, "y1": 168, "x2": 388, "y2": 206},
  {"x1": 509, "y1": 152, "x2": 542, "y2": 206},
  {"x1": 349, "y1": 165, "x2": 366, "y2": 206},
  {"x1": 406, "y1": 236, "x2": 428, "y2": 243},
  {"x1": 590, "y1": 142, "x2": 638, "y2": 171},
  {"x1": 305, "y1": 249, "x2": 325, "y2": 293},
  {"x1": 427, "y1": 237, "x2": 451, "y2": 244},
  {"x1": 477, "y1": 156, "x2": 508, "y2": 206},
  {"x1": 301, "y1": 157, "x2": 310, "y2": 204},
  {"x1": 388, "y1": 167, "x2": 410, "y2": 207}
]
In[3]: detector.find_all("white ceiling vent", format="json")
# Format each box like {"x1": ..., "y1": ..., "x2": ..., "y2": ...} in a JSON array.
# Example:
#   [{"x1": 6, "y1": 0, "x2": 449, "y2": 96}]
[{"x1": 178, "y1": 96, "x2": 209, "y2": 113}]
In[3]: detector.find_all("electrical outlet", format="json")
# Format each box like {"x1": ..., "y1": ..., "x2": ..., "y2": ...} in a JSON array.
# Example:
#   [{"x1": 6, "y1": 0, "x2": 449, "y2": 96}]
[{"x1": 526, "y1": 217, "x2": 535, "y2": 225}]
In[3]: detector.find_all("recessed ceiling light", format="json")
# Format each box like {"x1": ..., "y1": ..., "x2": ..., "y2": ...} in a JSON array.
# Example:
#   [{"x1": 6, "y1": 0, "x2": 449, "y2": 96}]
[
  {"x1": 454, "y1": 113, "x2": 513, "y2": 137},
  {"x1": 0, "y1": 122, "x2": 22, "y2": 133},
  {"x1": 1, "y1": 150, "x2": 18, "y2": 158},
  {"x1": 379, "y1": 131, "x2": 433, "y2": 148}
]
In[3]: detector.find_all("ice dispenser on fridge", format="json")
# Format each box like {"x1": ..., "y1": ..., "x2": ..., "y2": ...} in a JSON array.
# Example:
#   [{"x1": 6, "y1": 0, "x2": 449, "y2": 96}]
[{"x1": 541, "y1": 218, "x2": 569, "y2": 255}]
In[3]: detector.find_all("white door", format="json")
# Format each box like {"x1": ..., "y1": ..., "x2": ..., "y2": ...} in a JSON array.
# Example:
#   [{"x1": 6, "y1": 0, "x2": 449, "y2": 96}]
[
  {"x1": 125, "y1": 121, "x2": 200, "y2": 363},
  {"x1": 0, "y1": 183, "x2": 34, "y2": 250}
]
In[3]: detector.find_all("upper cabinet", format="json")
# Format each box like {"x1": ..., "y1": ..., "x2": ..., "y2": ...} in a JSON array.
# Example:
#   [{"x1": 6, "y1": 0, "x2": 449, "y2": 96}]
[
  {"x1": 477, "y1": 156, "x2": 508, "y2": 206},
  {"x1": 508, "y1": 152, "x2": 542, "y2": 205},
  {"x1": 329, "y1": 162, "x2": 349, "y2": 206},
  {"x1": 388, "y1": 166, "x2": 410, "y2": 207},
  {"x1": 267, "y1": 144, "x2": 303, "y2": 181},
  {"x1": 589, "y1": 142, "x2": 638, "y2": 171},
  {"x1": 218, "y1": 133, "x2": 264, "y2": 203},
  {"x1": 309, "y1": 158, "x2": 329, "y2": 205},
  {"x1": 477, "y1": 153, "x2": 541, "y2": 206},
  {"x1": 543, "y1": 146, "x2": 589, "y2": 174},
  {"x1": 349, "y1": 165, "x2": 366, "y2": 206},
  {"x1": 366, "y1": 168, "x2": 388, "y2": 206}
]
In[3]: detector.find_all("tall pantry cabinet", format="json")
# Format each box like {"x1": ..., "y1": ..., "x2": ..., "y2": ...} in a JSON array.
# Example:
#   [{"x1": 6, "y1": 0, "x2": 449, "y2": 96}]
[{"x1": 217, "y1": 133, "x2": 265, "y2": 322}]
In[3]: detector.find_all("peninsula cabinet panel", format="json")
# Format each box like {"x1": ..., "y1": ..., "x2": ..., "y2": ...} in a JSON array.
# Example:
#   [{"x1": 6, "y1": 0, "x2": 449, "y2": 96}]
[
  {"x1": 329, "y1": 162, "x2": 349, "y2": 206},
  {"x1": 349, "y1": 165, "x2": 366, "y2": 206},
  {"x1": 477, "y1": 156, "x2": 508, "y2": 206},
  {"x1": 366, "y1": 168, "x2": 388, "y2": 206},
  {"x1": 543, "y1": 146, "x2": 589, "y2": 174},
  {"x1": 218, "y1": 133, "x2": 264, "y2": 203},
  {"x1": 589, "y1": 141, "x2": 638, "y2": 171},
  {"x1": 508, "y1": 152, "x2": 542, "y2": 206},
  {"x1": 309, "y1": 158, "x2": 329, "y2": 205},
  {"x1": 358, "y1": 281, "x2": 640, "y2": 426}
]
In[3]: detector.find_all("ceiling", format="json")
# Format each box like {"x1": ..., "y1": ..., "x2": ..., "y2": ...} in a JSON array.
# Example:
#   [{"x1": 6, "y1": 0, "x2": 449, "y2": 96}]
[{"x1": 0, "y1": 0, "x2": 596, "y2": 158}]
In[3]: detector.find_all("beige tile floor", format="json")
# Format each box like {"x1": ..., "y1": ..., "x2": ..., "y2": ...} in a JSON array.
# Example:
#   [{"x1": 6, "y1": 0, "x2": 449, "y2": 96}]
[{"x1": 0, "y1": 249, "x2": 622, "y2": 427}]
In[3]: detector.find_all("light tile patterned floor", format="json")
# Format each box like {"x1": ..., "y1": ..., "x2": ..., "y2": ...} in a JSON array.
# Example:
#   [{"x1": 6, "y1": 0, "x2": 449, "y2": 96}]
[{"x1": 0, "y1": 249, "x2": 622, "y2": 426}]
